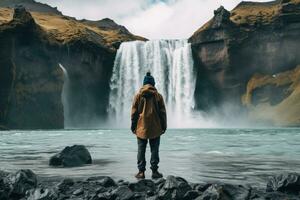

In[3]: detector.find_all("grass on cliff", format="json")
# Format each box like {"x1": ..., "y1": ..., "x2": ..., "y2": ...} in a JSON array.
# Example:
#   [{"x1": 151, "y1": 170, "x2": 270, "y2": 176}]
[{"x1": 0, "y1": 8, "x2": 143, "y2": 49}]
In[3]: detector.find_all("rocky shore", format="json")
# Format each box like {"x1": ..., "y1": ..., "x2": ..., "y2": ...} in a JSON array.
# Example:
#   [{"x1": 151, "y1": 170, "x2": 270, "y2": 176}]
[{"x1": 0, "y1": 169, "x2": 300, "y2": 200}]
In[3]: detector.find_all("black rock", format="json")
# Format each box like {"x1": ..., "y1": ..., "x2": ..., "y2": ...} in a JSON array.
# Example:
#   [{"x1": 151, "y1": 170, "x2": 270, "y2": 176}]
[
  {"x1": 198, "y1": 183, "x2": 251, "y2": 200},
  {"x1": 128, "y1": 179, "x2": 156, "y2": 193},
  {"x1": 158, "y1": 176, "x2": 192, "y2": 200},
  {"x1": 96, "y1": 186, "x2": 108, "y2": 194},
  {"x1": 49, "y1": 145, "x2": 92, "y2": 167},
  {"x1": 8, "y1": 169, "x2": 38, "y2": 199},
  {"x1": 111, "y1": 186, "x2": 133, "y2": 200},
  {"x1": 87, "y1": 176, "x2": 116, "y2": 188},
  {"x1": 153, "y1": 178, "x2": 165, "y2": 186},
  {"x1": 146, "y1": 195, "x2": 159, "y2": 200},
  {"x1": 0, "y1": 171, "x2": 10, "y2": 200},
  {"x1": 193, "y1": 183, "x2": 212, "y2": 192},
  {"x1": 26, "y1": 187, "x2": 58, "y2": 200},
  {"x1": 56, "y1": 178, "x2": 74, "y2": 193},
  {"x1": 13, "y1": 5, "x2": 35, "y2": 24},
  {"x1": 183, "y1": 190, "x2": 200, "y2": 200},
  {"x1": 266, "y1": 173, "x2": 300, "y2": 194},
  {"x1": 93, "y1": 191, "x2": 113, "y2": 200},
  {"x1": 73, "y1": 187, "x2": 84, "y2": 196}
]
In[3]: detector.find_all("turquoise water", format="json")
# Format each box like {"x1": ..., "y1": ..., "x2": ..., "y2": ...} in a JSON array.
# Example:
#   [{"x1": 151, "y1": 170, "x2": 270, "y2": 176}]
[{"x1": 1, "y1": 129, "x2": 300, "y2": 187}]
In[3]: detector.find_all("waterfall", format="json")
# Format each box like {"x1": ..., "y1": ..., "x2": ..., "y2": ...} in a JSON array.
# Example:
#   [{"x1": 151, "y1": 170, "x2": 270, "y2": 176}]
[
  {"x1": 108, "y1": 39, "x2": 197, "y2": 128},
  {"x1": 59, "y1": 63, "x2": 71, "y2": 128}
]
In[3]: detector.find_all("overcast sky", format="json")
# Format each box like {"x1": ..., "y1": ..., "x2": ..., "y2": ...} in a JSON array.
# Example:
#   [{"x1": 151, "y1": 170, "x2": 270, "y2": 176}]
[{"x1": 36, "y1": 0, "x2": 271, "y2": 39}]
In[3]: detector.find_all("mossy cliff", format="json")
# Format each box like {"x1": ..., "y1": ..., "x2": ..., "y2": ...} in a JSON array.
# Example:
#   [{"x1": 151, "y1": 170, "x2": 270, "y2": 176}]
[
  {"x1": 0, "y1": 4, "x2": 144, "y2": 129},
  {"x1": 189, "y1": 0, "x2": 300, "y2": 126}
]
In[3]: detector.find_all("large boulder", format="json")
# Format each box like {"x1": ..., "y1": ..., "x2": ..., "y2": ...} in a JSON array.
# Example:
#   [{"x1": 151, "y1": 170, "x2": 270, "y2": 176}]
[
  {"x1": 266, "y1": 173, "x2": 300, "y2": 194},
  {"x1": 49, "y1": 145, "x2": 92, "y2": 167},
  {"x1": 158, "y1": 176, "x2": 192, "y2": 200}
]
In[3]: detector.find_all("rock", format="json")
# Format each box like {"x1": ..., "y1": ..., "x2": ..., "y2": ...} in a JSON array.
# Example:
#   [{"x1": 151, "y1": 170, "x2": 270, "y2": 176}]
[
  {"x1": 73, "y1": 187, "x2": 84, "y2": 196},
  {"x1": 188, "y1": 0, "x2": 300, "y2": 126},
  {"x1": 158, "y1": 176, "x2": 192, "y2": 200},
  {"x1": 49, "y1": 145, "x2": 92, "y2": 167},
  {"x1": 128, "y1": 179, "x2": 156, "y2": 193},
  {"x1": 193, "y1": 183, "x2": 212, "y2": 192},
  {"x1": 198, "y1": 184, "x2": 251, "y2": 200},
  {"x1": 266, "y1": 173, "x2": 300, "y2": 194},
  {"x1": 8, "y1": 169, "x2": 37, "y2": 199},
  {"x1": 86, "y1": 176, "x2": 116, "y2": 188},
  {"x1": 96, "y1": 186, "x2": 107, "y2": 194},
  {"x1": 56, "y1": 178, "x2": 74, "y2": 192},
  {"x1": 211, "y1": 6, "x2": 232, "y2": 29},
  {"x1": 26, "y1": 187, "x2": 58, "y2": 200},
  {"x1": 93, "y1": 191, "x2": 113, "y2": 200},
  {"x1": 0, "y1": 171, "x2": 10, "y2": 200},
  {"x1": 183, "y1": 190, "x2": 200, "y2": 200},
  {"x1": 146, "y1": 196, "x2": 159, "y2": 200},
  {"x1": 111, "y1": 186, "x2": 134, "y2": 200},
  {"x1": 13, "y1": 5, "x2": 35, "y2": 24},
  {"x1": 153, "y1": 178, "x2": 165, "y2": 186}
]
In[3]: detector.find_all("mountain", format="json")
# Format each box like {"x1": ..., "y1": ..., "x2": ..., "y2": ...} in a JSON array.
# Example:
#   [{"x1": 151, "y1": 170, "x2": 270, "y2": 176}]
[
  {"x1": 189, "y1": 0, "x2": 300, "y2": 126},
  {"x1": 0, "y1": 1, "x2": 145, "y2": 129},
  {"x1": 0, "y1": 0, "x2": 62, "y2": 15}
]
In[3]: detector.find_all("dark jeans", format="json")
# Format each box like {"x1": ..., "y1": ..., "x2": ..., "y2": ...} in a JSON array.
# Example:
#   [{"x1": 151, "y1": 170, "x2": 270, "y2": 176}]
[{"x1": 137, "y1": 136, "x2": 160, "y2": 172}]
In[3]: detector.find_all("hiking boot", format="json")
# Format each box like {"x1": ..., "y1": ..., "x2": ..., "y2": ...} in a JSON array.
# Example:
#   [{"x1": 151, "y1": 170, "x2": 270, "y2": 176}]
[
  {"x1": 135, "y1": 171, "x2": 145, "y2": 179},
  {"x1": 152, "y1": 170, "x2": 163, "y2": 179}
]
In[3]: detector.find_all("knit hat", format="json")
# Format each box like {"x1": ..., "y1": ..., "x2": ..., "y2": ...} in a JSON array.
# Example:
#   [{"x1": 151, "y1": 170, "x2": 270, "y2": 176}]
[{"x1": 143, "y1": 72, "x2": 155, "y2": 86}]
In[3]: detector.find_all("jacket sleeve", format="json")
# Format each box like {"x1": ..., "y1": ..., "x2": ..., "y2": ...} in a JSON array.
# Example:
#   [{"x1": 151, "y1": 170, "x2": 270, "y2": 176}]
[
  {"x1": 131, "y1": 94, "x2": 140, "y2": 133},
  {"x1": 158, "y1": 94, "x2": 167, "y2": 132}
]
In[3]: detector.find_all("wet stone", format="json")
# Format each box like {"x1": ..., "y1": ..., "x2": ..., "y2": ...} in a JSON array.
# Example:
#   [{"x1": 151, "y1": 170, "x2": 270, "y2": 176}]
[{"x1": 73, "y1": 187, "x2": 84, "y2": 196}]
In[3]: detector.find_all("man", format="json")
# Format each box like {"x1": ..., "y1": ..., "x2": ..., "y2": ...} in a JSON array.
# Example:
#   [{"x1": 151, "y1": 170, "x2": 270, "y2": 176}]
[{"x1": 131, "y1": 72, "x2": 167, "y2": 179}]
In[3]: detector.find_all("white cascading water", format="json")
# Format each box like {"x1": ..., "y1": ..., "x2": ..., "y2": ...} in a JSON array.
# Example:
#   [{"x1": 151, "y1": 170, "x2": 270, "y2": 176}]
[
  {"x1": 58, "y1": 63, "x2": 71, "y2": 128},
  {"x1": 108, "y1": 39, "x2": 198, "y2": 128}
]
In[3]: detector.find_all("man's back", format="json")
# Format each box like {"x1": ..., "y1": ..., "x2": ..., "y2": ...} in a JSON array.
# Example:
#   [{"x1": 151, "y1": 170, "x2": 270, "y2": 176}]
[{"x1": 131, "y1": 84, "x2": 167, "y2": 139}]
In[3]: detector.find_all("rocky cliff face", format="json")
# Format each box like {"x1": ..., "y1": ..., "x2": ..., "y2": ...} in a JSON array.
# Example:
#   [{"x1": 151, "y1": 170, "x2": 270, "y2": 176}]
[
  {"x1": 0, "y1": 3, "x2": 144, "y2": 129},
  {"x1": 189, "y1": 0, "x2": 300, "y2": 126},
  {"x1": 243, "y1": 65, "x2": 300, "y2": 126}
]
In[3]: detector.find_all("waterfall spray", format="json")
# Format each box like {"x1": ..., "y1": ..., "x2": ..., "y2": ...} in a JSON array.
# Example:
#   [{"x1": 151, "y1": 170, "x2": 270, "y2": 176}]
[
  {"x1": 58, "y1": 63, "x2": 71, "y2": 128},
  {"x1": 108, "y1": 39, "x2": 201, "y2": 128}
]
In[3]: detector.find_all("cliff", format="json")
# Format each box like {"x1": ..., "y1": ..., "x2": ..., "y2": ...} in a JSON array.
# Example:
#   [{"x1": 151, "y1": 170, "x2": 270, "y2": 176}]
[
  {"x1": 0, "y1": 2, "x2": 144, "y2": 129},
  {"x1": 189, "y1": 0, "x2": 300, "y2": 126},
  {"x1": 242, "y1": 65, "x2": 300, "y2": 126}
]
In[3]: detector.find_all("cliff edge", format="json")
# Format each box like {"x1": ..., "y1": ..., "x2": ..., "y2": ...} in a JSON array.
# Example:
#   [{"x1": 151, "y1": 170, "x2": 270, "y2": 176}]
[
  {"x1": 0, "y1": 1, "x2": 145, "y2": 129},
  {"x1": 189, "y1": 0, "x2": 300, "y2": 126}
]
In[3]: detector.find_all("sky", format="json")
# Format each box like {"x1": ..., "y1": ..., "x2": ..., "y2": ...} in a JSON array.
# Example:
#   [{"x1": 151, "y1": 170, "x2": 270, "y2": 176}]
[{"x1": 36, "y1": 0, "x2": 271, "y2": 39}]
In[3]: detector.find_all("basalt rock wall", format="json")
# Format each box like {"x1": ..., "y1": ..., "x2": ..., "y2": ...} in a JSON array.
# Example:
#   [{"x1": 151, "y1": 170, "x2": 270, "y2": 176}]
[
  {"x1": 0, "y1": 4, "x2": 144, "y2": 129},
  {"x1": 189, "y1": 0, "x2": 300, "y2": 125}
]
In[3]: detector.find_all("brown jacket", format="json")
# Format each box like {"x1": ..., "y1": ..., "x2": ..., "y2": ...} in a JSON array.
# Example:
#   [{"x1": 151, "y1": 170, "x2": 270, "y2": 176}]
[{"x1": 131, "y1": 84, "x2": 167, "y2": 139}]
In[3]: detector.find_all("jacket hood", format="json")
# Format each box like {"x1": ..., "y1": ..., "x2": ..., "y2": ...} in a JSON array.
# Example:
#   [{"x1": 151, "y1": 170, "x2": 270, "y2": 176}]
[{"x1": 139, "y1": 84, "x2": 157, "y2": 98}]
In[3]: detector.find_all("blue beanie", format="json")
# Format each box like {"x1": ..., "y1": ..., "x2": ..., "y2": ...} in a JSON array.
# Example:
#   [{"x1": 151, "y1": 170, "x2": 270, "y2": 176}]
[{"x1": 143, "y1": 72, "x2": 155, "y2": 86}]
